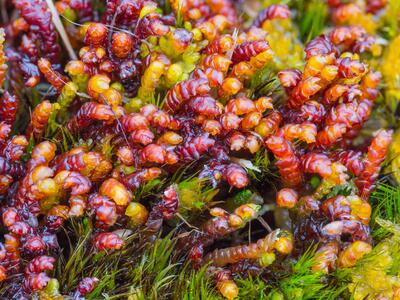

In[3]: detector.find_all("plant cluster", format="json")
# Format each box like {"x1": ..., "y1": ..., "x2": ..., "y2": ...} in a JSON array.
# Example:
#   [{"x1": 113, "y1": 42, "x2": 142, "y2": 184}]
[{"x1": 0, "y1": 0, "x2": 399, "y2": 299}]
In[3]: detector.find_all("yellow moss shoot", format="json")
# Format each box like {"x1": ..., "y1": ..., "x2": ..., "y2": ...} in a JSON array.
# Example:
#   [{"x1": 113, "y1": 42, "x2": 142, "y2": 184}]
[
  {"x1": 138, "y1": 60, "x2": 166, "y2": 101},
  {"x1": 0, "y1": 29, "x2": 7, "y2": 87}
]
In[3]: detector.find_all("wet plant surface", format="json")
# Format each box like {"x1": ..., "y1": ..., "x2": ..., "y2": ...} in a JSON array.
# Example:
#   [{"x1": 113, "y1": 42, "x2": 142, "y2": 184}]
[{"x1": 0, "y1": 0, "x2": 400, "y2": 299}]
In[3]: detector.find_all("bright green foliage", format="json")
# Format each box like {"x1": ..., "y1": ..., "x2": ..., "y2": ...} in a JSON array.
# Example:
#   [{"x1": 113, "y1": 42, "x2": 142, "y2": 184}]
[
  {"x1": 247, "y1": 149, "x2": 274, "y2": 181},
  {"x1": 172, "y1": 264, "x2": 221, "y2": 300},
  {"x1": 274, "y1": 247, "x2": 328, "y2": 300},
  {"x1": 295, "y1": 0, "x2": 328, "y2": 43},
  {"x1": 134, "y1": 178, "x2": 165, "y2": 201},
  {"x1": 236, "y1": 277, "x2": 270, "y2": 299},
  {"x1": 177, "y1": 177, "x2": 219, "y2": 212},
  {"x1": 125, "y1": 234, "x2": 177, "y2": 299},
  {"x1": 370, "y1": 183, "x2": 400, "y2": 238}
]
